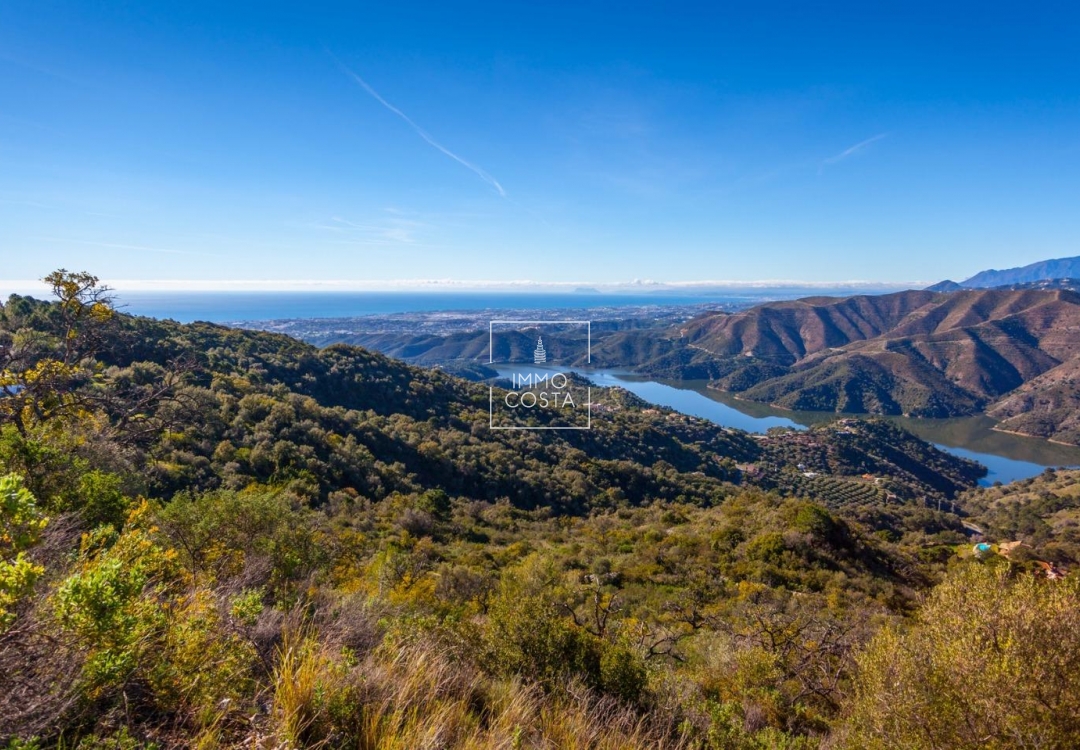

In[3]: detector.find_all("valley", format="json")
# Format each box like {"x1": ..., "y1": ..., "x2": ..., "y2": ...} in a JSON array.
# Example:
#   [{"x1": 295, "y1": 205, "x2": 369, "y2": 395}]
[
  {"x1": 8, "y1": 2, "x2": 1080, "y2": 744},
  {"x1": 494, "y1": 367, "x2": 1080, "y2": 483},
  {"x1": 233, "y1": 285, "x2": 1080, "y2": 450}
]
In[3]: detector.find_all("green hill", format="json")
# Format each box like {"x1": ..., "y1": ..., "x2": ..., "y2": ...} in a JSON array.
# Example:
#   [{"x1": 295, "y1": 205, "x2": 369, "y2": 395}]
[
  {"x1": 962, "y1": 467, "x2": 1080, "y2": 566},
  {"x1": 2, "y1": 273, "x2": 1071, "y2": 750}
]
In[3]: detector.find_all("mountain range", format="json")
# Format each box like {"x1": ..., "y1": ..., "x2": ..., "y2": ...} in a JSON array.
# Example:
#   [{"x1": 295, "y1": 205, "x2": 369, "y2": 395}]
[
  {"x1": 221, "y1": 255, "x2": 1080, "y2": 446},
  {"x1": 930, "y1": 254, "x2": 1080, "y2": 290},
  {"x1": 608, "y1": 288, "x2": 1080, "y2": 444}
]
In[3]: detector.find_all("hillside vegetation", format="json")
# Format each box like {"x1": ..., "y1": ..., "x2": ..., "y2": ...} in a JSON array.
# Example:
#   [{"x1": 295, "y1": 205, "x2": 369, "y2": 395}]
[
  {"x1": 1, "y1": 273, "x2": 1078, "y2": 749},
  {"x1": 962, "y1": 467, "x2": 1080, "y2": 566}
]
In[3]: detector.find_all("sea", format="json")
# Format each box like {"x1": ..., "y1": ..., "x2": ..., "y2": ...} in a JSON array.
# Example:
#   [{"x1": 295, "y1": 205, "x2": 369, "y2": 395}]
[
  {"x1": 100, "y1": 288, "x2": 886, "y2": 324},
  {"x1": 100, "y1": 292, "x2": 729, "y2": 323}
]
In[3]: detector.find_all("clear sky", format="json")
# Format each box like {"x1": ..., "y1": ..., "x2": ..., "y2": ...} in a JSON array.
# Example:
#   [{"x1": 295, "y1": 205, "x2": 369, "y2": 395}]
[{"x1": 2, "y1": 1, "x2": 1080, "y2": 287}]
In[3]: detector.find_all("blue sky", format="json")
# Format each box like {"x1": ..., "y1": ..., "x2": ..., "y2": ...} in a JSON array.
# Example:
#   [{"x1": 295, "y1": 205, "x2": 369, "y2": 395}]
[{"x1": 2, "y1": 1, "x2": 1080, "y2": 287}]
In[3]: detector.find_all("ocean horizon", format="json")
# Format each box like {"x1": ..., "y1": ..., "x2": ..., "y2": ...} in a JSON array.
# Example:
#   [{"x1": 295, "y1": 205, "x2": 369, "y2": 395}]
[{"x1": 1, "y1": 286, "x2": 919, "y2": 324}]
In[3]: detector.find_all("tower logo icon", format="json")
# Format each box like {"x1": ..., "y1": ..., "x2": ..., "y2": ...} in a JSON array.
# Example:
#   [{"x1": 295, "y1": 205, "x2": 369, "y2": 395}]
[{"x1": 533, "y1": 335, "x2": 547, "y2": 364}]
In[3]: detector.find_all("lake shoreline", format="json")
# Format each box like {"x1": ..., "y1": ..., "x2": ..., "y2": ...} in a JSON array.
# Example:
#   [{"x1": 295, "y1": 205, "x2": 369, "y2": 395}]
[{"x1": 493, "y1": 365, "x2": 1080, "y2": 485}]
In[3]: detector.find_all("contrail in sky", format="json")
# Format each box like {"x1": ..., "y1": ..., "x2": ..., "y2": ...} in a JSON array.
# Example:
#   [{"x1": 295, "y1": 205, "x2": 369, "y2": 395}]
[
  {"x1": 822, "y1": 132, "x2": 889, "y2": 166},
  {"x1": 337, "y1": 60, "x2": 506, "y2": 197}
]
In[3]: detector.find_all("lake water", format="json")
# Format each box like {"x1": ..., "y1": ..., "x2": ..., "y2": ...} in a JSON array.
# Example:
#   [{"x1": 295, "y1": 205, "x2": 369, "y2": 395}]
[{"x1": 494, "y1": 366, "x2": 1080, "y2": 485}]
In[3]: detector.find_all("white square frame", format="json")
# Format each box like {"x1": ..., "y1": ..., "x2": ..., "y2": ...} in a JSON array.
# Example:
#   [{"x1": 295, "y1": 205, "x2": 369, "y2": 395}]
[{"x1": 488, "y1": 319, "x2": 592, "y2": 430}]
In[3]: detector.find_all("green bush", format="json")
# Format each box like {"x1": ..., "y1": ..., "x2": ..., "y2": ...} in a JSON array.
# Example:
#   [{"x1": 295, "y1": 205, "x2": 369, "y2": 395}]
[
  {"x1": 746, "y1": 531, "x2": 787, "y2": 564},
  {"x1": 76, "y1": 470, "x2": 131, "y2": 529},
  {"x1": 599, "y1": 642, "x2": 647, "y2": 703},
  {"x1": 787, "y1": 502, "x2": 837, "y2": 541},
  {"x1": 0, "y1": 474, "x2": 47, "y2": 630},
  {"x1": 839, "y1": 563, "x2": 1080, "y2": 749}
]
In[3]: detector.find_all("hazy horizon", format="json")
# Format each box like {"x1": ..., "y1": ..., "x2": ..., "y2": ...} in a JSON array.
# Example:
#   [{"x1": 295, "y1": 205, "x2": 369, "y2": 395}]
[{"x1": 0, "y1": 277, "x2": 926, "y2": 296}]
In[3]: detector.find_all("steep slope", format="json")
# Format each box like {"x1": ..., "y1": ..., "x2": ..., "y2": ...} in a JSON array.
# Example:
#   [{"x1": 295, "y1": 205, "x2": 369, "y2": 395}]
[
  {"x1": 679, "y1": 290, "x2": 940, "y2": 364},
  {"x1": 647, "y1": 288, "x2": 1080, "y2": 428},
  {"x1": 986, "y1": 358, "x2": 1080, "y2": 444},
  {"x1": 681, "y1": 289, "x2": 1080, "y2": 363}
]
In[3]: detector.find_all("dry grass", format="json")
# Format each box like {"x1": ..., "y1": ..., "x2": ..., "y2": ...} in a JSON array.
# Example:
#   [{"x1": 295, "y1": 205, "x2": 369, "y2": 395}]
[{"x1": 262, "y1": 627, "x2": 687, "y2": 750}]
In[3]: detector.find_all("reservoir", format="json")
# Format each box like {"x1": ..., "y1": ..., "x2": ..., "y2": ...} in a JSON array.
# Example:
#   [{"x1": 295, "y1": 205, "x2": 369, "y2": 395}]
[{"x1": 494, "y1": 366, "x2": 1080, "y2": 486}]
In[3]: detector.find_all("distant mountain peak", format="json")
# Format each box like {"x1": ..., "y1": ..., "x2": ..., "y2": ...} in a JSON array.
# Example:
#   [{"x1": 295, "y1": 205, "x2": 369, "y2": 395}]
[
  {"x1": 925, "y1": 280, "x2": 963, "y2": 292},
  {"x1": 961, "y1": 255, "x2": 1080, "y2": 288}
]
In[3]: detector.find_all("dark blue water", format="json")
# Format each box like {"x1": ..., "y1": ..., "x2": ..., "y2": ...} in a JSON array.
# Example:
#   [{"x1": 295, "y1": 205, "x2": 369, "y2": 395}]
[{"x1": 109, "y1": 291, "x2": 758, "y2": 323}]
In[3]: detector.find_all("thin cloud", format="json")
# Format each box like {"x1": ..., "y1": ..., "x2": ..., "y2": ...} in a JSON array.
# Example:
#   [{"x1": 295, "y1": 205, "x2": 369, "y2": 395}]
[
  {"x1": 822, "y1": 132, "x2": 889, "y2": 167},
  {"x1": 334, "y1": 58, "x2": 506, "y2": 197},
  {"x1": 32, "y1": 237, "x2": 217, "y2": 257},
  {"x1": 315, "y1": 214, "x2": 423, "y2": 245}
]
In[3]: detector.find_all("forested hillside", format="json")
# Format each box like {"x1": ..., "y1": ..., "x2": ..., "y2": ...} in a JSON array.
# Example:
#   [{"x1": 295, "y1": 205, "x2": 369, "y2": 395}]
[
  {"x1": 962, "y1": 467, "x2": 1080, "y2": 566},
  {"x1": 2, "y1": 273, "x2": 1078, "y2": 749}
]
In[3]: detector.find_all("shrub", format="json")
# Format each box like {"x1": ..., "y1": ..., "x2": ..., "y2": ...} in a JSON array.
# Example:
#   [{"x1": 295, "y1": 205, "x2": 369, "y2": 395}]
[
  {"x1": 599, "y1": 642, "x2": 648, "y2": 704},
  {"x1": 787, "y1": 502, "x2": 838, "y2": 542},
  {"x1": 0, "y1": 474, "x2": 47, "y2": 631},
  {"x1": 482, "y1": 555, "x2": 648, "y2": 704},
  {"x1": 75, "y1": 470, "x2": 130, "y2": 530},
  {"x1": 52, "y1": 502, "x2": 178, "y2": 696},
  {"x1": 838, "y1": 563, "x2": 1080, "y2": 749},
  {"x1": 746, "y1": 532, "x2": 787, "y2": 564}
]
